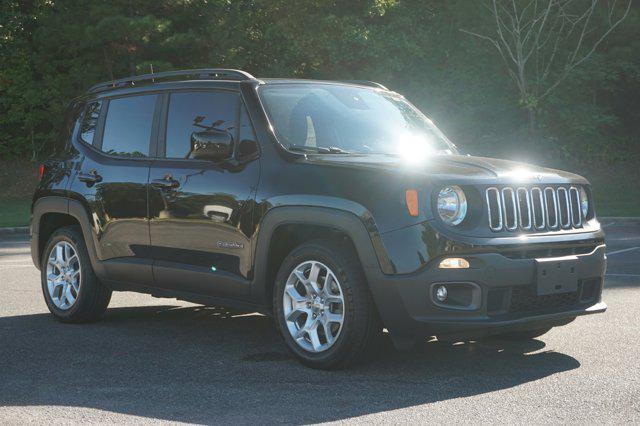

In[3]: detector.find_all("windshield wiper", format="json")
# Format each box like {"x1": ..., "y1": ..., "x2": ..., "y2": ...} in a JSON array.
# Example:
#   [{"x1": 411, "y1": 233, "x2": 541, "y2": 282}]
[{"x1": 288, "y1": 145, "x2": 350, "y2": 154}]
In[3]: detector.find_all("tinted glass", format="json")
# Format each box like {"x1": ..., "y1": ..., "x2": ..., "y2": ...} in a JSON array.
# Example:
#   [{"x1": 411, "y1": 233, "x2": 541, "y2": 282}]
[
  {"x1": 80, "y1": 101, "x2": 102, "y2": 145},
  {"x1": 259, "y1": 84, "x2": 455, "y2": 156},
  {"x1": 165, "y1": 91, "x2": 239, "y2": 159},
  {"x1": 102, "y1": 95, "x2": 157, "y2": 158}
]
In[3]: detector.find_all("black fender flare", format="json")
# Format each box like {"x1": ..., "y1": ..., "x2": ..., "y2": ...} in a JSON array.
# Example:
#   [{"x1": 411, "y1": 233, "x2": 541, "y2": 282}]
[
  {"x1": 250, "y1": 203, "x2": 411, "y2": 335},
  {"x1": 31, "y1": 196, "x2": 106, "y2": 277}
]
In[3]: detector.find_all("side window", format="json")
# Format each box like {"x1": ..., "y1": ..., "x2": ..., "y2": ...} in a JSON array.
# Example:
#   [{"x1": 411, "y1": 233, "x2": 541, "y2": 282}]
[
  {"x1": 101, "y1": 94, "x2": 157, "y2": 158},
  {"x1": 80, "y1": 101, "x2": 102, "y2": 145},
  {"x1": 165, "y1": 91, "x2": 239, "y2": 159}
]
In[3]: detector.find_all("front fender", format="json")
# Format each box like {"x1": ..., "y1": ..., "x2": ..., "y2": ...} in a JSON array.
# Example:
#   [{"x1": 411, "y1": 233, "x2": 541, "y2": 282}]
[{"x1": 251, "y1": 203, "x2": 416, "y2": 338}]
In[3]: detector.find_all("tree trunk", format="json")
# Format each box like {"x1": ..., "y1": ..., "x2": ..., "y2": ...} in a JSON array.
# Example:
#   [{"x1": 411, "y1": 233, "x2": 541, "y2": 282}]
[{"x1": 527, "y1": 107, "x2": 537, "y2": 148}]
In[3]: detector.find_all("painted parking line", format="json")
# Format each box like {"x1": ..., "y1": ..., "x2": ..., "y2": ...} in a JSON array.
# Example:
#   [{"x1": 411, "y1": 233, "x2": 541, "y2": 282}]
[
  {"x1": 606, "y1": 247, "x2": 640, "y2": 256},
  {"x1": 0, "y1": 264, "x2": 34, "y2": 269},
  {"x1": 606, "y1": 273, "x2": 640, "y2": 278}
]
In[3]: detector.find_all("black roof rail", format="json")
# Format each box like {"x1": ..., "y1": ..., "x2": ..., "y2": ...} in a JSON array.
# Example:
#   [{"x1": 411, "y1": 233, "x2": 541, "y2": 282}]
[
  {"x1": 88, "y1": 68, "x2": 255, "y2": 94},
  {"x1": 342, "y1": 80, "x2": 389, "y2": 90}
]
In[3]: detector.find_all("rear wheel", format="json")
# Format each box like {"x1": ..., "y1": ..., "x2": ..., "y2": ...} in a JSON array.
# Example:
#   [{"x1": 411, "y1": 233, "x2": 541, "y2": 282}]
[
  {"x1": 273, "y1": 239, "x2": 380, "y2": 369},
  {"x1": 41, "y1": 226, "x2": 111, "y2": 323}
]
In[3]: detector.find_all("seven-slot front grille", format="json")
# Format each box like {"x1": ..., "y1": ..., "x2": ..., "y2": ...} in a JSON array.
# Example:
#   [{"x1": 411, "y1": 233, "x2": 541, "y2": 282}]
[{"x1": 486, "y1": 186, "x2": 583, "y2": 232}]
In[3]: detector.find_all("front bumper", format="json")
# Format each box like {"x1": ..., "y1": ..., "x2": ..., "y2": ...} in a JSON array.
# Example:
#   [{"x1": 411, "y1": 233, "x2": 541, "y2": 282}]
[{"x1": 364, "y1": 243, "x2": 607, "y2": 340}]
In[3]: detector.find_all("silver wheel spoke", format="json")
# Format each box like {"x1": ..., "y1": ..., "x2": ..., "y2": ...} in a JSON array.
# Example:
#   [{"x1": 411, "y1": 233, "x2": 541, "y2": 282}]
[
  {"x1": 285, "y1": 285, "x2": 306, "y2": 304},
  {"x1": 64, "y1": 285, "x2": 76, "y2": 306},
  {"x1": 46, "y1": 241, "x2": 81, "y2": 311},
  {"x1": 324, "y1": 311, "x2": 342, "y2": 325},
  {"x1": 64, "y1": 243, "x2": 72, "y2": 264},
  {"x1": 66, "y1": 254, "x2": 78, "y2": 268},
  {"x1": 293, "y1": 269, "x2": 307, "y2": 285},
  {"x1": 58, "y1": 283, "x2": 68, "y2": 306},
  {"x1": 282, "y1": 260, "x2": 345, "y2": 353},
  {"x1": 286, "y1": 307, "x2": 307, "y2": 323},
  {"x1": 320, "y1": 317, "x2": 335, "y2": 345},
  {"x1": 308, "y1": 321, "x2": 322, "y2": 351},
  {"x1": 55, "y1": 245, "x2": 64, "y2": 264},
  {"x1": 309, "y1": 263, "x2": 320, "y2": 288}
]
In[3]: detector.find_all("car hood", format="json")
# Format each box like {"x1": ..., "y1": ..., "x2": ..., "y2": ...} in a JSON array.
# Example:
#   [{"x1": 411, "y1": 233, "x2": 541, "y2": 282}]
[{"x1": 299, "y1": 153, "x2": 587, "y2": 184}]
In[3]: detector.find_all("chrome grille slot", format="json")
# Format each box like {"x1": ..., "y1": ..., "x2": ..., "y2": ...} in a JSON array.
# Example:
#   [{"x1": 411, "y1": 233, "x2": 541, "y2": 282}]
[
  {"x1": 569, "y1": 187, "x2": 582, "y2": 227},
  {"x1": 516, "y1": 187, "x2": 532, "y2": 230},
  {"x1": 531, "y1": 187, "x2": 545, "y2": 230},
  {"x1": 501, "y1": 188, "x2": 517, "y2": 230},
  {"x1": 486, "y1": 187, "x2": 502, "y2": 231},
  {"x1": 486, "y1": 185, "x2": 586, "y2": 232},
  {"x1": 544, "y1": 187, "x2": 559, "y2": 230},
  {"x1": 557, "y1": 187, "x2": 571, "y2": 229}
]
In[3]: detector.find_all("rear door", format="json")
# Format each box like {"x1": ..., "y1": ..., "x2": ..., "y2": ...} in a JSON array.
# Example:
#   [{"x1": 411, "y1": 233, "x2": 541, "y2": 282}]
[
  {"x1": 69, "y1": 93, "x2": 160, "y2": 286},
  {"x1": 148, "y1": 89, "x2": 260, "y2": 298}
]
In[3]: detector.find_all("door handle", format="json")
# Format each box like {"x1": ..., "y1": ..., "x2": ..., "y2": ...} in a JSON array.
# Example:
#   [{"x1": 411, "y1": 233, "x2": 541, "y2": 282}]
[
  {"x1": 151, "y1": 176, "x2": 180, "y2": 190},
  {"x1": 78, "y1": 169, "x2": 102, "y2": 185}
]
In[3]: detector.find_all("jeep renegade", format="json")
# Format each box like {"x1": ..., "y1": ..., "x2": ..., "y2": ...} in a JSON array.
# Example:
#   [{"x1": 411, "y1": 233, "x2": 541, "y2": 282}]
[{"x1": 31, "y1": 68, "x2": 606, "y2": 369}]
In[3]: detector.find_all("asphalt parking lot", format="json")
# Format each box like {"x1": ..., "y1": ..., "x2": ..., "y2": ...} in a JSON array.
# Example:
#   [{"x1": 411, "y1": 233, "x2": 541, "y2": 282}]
[{"x1": 0, "y1": 222, "x2": 639, "y2": 424}]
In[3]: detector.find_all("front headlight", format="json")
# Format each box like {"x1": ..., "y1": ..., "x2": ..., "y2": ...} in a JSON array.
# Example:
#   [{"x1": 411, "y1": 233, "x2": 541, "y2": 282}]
[
  {"x1": 437, "y1": 186, "x2": 467, "y2": 225},
  {"x1": 579, "y1": 187, "x2": 589, "y2": 218}
]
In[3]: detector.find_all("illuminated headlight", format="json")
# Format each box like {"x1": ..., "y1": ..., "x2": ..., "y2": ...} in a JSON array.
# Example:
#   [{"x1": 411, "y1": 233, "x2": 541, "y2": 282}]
[
  {"x1": 579, "y1": 187, "x2": 589, "y2": 218},
  {"x1": 437, "y1": 186, "x2": 467, "y2": 225}
]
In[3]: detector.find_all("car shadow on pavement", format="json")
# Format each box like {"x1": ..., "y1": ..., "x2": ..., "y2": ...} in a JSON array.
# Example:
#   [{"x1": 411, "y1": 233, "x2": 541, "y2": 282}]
[{"x1": 0, "y1": 305, "x2": 580, "y2": 423}]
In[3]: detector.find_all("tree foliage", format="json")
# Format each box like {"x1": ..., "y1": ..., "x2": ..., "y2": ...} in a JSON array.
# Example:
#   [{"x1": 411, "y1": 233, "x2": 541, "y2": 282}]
[{"x1": 0, "y1": 0, "x2": 638, "y2": 165}]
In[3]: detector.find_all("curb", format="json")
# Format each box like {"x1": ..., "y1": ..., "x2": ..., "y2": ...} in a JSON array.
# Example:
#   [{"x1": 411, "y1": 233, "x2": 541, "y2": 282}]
[{"x1": 0, "y1": 226, "x2": 29, "y2": 235}]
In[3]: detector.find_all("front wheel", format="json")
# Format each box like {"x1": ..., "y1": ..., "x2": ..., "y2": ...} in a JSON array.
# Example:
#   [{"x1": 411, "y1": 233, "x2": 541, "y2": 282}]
[{"x1": 273, "y1": 239, "x2": 380, "y2": 369}]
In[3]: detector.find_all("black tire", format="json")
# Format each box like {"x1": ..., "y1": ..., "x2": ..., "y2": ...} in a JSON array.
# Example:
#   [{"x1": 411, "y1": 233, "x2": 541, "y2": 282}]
[
  {"x1": 40, "y1": 226, "x2": 112, "y2": 323},
  {"x1": 492, "y1": 327, "x2": 552, "y2": 341},
  {"x1": 273, "y1": 239, "x2": 380, "y2": 370}
]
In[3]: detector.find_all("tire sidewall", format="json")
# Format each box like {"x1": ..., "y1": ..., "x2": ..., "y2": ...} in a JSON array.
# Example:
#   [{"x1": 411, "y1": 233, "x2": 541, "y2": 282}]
[
  {"x1": 273, "y1": 242, "x2": 361, "y2": 367},
  {"x1": 40, "y1": 228, "x2": 91, "y2": 320}
]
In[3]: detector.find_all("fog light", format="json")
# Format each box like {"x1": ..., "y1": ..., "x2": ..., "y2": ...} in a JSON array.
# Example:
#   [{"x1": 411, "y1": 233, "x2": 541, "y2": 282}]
[
  {"x1": 439, "y1": 257, "x2": 470, "y2": 269},
  {"x1": 435, "y1": 285, "x2": 448, "y2": 302}
]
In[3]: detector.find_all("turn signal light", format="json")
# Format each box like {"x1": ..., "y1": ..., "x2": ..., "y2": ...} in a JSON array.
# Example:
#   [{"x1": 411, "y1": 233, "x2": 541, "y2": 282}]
[
  {"x1": 438, "y1": 258, "x2": 470, "y2": 269},
  {"x1": 405, "y1": 189, "x2": 419, "y2": 217}
]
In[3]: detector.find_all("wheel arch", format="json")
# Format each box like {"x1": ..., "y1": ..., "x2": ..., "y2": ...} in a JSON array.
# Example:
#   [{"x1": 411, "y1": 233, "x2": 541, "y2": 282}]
[
  {"x1": 251, "y1": 204, "x2": 393, "y2": 311},
  {"x1": 31, "y1": 196, "x2": 105, "y2": 277}
]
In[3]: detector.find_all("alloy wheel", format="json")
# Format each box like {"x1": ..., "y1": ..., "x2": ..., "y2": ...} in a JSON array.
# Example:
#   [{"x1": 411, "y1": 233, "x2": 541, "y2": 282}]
[
  {"x1": 46, "y1": 241, "x2": 81, "y2": 310},
  {"x1": 282, "y1": 260, "x2": 345, "y2": 353}
]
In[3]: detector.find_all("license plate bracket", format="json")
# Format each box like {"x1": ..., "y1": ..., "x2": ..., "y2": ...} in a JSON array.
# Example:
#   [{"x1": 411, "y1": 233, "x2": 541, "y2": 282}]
[{"x1": 535, "y1": 256, "x2": 579, "y2": 296}]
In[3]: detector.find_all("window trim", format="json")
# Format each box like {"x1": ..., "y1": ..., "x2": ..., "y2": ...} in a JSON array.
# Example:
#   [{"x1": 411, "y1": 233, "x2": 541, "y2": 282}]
[
  {"x1": 76, "y1": 92, "x2": 163, "y2": 161},
  {"x1": 77, "y1": 100, "x2": 103, "y2": 147}
]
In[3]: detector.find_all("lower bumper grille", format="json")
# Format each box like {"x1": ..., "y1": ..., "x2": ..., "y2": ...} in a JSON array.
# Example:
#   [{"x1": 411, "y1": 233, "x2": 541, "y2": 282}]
[
  {"x1": 509, "y1": 286, "x2": 579, "y2": 314},
  {"x1": 487, "y1": 278, "x2": 601, "y2": 316}
]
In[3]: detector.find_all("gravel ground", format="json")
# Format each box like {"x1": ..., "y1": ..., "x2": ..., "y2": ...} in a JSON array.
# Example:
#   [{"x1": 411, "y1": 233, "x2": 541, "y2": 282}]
[{"x1": 0, "y1": 222, "x2": 638, "y2": 424}]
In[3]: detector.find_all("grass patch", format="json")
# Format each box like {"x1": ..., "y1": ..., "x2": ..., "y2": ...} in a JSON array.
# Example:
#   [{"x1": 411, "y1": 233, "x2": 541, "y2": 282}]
[{"x1": 0, "y1": 197, "x2": 31, "y2": 227}]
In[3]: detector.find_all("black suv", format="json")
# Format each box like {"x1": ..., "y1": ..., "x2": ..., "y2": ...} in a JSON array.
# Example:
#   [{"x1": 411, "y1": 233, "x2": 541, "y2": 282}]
[{"x1": 31, "y1": 68, "x2": 606, "y2": 369}]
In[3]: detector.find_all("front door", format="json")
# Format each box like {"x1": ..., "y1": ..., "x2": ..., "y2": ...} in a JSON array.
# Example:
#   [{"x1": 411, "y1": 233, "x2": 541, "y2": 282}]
[{"x1": 148, "y1": 90, "x2": 260, "y2": 298}]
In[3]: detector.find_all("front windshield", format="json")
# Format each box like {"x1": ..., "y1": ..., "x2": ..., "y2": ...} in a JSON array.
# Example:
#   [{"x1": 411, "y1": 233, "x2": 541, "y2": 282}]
[{"x1": 258, "y1": 83, "x2": 455, "y2": 156}]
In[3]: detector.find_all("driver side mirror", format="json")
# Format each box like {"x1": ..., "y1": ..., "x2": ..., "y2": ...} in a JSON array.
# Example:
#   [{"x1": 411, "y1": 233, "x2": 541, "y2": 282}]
[{"x1": 189, "y1": 129, "x2": 233, "y2": 161}]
